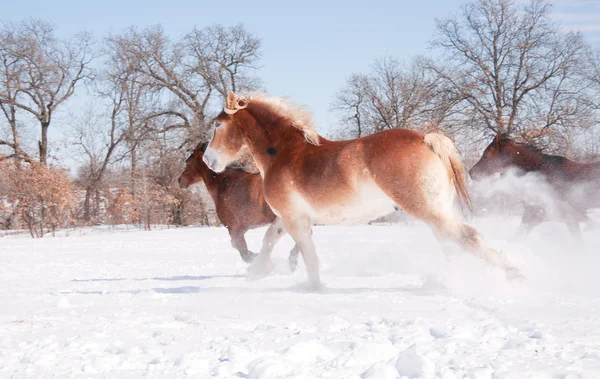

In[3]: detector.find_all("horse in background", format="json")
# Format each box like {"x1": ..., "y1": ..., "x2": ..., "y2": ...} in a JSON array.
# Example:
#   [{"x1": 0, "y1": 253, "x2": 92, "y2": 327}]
[
  {"x1": 179, "y1": 142, "x2": 300, "y2": 269},
  {"x1": 202, "y1": 92, "x2": 520, "y2": 287},
  {"x1": 469, "y1": 133, "x2": 600, "y2": 240}
]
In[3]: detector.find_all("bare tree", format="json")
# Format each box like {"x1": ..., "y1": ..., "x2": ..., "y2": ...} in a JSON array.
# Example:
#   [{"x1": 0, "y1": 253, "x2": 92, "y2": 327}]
[
  {"x1": 0, "y1": 19, "x2": 94, "y2": 165},
  {"x1": 430, "y1": 0, "x2": 591, "y2": 145},
  {"x1": 331, "y1": 74, "x2": 369, "y2": 138},
  {"x1": 69, "y1": 99, "x2": 129, "y2": 224},
  {"x1": 184, "y1": 24, "x2": 262, "y2": 97},
  {"x1": 0, "y1": 28, "x2": 33, "y2": 166},
  {"x1": 332, "y1": 57, "x2": 449, "y2": 138},
  {"x1": 107, "y1": 24, "x2": 261, "y2": 145}
]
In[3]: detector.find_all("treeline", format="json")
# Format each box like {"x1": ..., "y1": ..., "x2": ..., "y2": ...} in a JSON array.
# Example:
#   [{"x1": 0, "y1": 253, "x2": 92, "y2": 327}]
[
  {"x1": 2, "y1": 0, "x2": 600, "y2": 236},
  {"x1": 332, "y1": 0, "x2": 600, "y2": 164},
  {"x1": 1, "y1": 21, "x2": 259, "y2": 234}
]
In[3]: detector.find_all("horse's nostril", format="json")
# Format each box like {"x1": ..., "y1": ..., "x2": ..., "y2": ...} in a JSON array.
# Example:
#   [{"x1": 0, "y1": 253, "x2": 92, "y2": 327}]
[{"x1": 178, "y1": 178, "x2": 186, "y2": 189}]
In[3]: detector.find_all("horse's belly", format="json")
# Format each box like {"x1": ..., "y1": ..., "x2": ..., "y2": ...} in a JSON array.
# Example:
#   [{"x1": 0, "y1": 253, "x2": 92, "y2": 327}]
[{"x1": 300, "y1": 181, "x2": 398, "y2": 225}]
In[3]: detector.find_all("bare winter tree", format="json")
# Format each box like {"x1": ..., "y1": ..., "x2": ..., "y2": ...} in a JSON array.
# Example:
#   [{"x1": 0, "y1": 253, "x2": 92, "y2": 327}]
[
  {"x1": 107, "y1": 24, "x2": 261, "y2": 148},
  {"x1": 69, "y1": 106, "x2": 111, "y2": 223},
  {"x1": 102, "y1": 34, "x2": 158, "y2": 211},
  {"x1": 332, "y1": 57, "x2": 450, "y2": 138},
  {"x1": 430, "y1": 0, "x2": 592, "y2": 146},
  {"x1": 331, "y1": 74, "x2": 370, "y2": 138},
  {"x1": 97, "y1": 24, "x2": 263, "y2": 227},
  {"x1": 0, "y1": 19, "x2": 94, "y2": 165},
  {"x1": 185, "y1": 24, "x2": 262, "y2": 97},
  {"x1": 0, "y1": 41, "x2": 33, "y2": 166}
]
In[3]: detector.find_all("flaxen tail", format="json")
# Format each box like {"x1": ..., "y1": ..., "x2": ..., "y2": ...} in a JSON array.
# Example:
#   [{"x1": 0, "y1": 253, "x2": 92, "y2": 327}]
[{"x1": 423, "y1": 133, "x2": 472, "y2": 213}]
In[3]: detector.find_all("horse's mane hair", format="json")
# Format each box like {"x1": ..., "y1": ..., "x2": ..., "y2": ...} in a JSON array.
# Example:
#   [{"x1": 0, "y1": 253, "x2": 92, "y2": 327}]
[
  {"x1": 498, "y1": 133, "x2": 567, "y2": 164},
  {"x1": 498, "y1": 132, "x2": 543, "y2": 153},
  {"x1": 241, "y1": 93, "x2": 320, "y2": 145}
]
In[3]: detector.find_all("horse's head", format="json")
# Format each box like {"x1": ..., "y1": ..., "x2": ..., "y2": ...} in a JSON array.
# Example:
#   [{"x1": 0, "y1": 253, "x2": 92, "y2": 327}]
[
  {"x1": 469, "y1": 133, "x2": 522, "y2": 180},
  {"x1": 203, "y1": 92, "x2": 248, "y2": 173},
  {"x1": 178, "y1": 141, "x2": 209, "y2": 188}
]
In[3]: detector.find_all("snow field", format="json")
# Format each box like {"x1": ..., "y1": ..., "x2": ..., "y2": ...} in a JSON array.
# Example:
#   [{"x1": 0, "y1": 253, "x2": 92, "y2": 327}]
[{"x1": 1, "y1": 216, "x2": 600, "y2": 378}]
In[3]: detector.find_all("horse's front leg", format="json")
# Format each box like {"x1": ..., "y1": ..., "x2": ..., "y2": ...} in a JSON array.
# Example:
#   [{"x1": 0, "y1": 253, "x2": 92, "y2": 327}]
[
  {"x1": 283, "y1": 216, "x2": 320, "y2": 287},
  {"x1": 249, "y1": 217, "x2": 286, "y2": 275},
  {"x1": 288, "y1": 228, "x2": 312, "y2": 272},
  {"x1": 229, "y1": 227, "x2": 256, "y2": 263}
]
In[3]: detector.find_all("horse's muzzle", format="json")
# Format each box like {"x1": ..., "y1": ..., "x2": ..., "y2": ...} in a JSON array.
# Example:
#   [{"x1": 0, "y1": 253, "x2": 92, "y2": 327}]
[
  {"x1": 203, "y1": 151, "x2": 225, "y2": 172},
  {"x1": 202, "y1": 154, "x2": 216, "y2": 171}
]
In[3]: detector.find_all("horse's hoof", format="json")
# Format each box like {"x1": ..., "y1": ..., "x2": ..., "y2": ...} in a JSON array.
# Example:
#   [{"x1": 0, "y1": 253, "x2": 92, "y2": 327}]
[
  {"x1": 505, "y1": 267, "x2": 525, "y2": 281},
  {"x1": 242, "y1": 252, "x2": 258, "y2": 263},
  {"x1": 306, "y1": 280, "x2": 325, "y2": 292},
  {"x1": 247, "y1": 257, "x2": 275, "y2": 279}
]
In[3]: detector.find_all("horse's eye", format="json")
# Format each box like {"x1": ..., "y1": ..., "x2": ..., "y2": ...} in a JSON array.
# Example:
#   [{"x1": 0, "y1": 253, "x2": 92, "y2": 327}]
[{"x1": 214, "y1": 121, "x2": 222, "y2": 128}]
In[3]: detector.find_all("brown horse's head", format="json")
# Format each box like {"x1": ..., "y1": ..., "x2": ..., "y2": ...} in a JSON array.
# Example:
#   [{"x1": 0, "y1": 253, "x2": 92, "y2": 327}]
[
  {"x1": 203, "y1": 92, "x2": 248, "y2": 173},
  {"x1": 469, "y1": 133, "x2": 534, "y2": 180},
  {"x1": 178, "y1": 141, "x2": 210, "y2": 188},
  {"x1": 204, "y1": 92, "x2": 319, "y2": 173}
]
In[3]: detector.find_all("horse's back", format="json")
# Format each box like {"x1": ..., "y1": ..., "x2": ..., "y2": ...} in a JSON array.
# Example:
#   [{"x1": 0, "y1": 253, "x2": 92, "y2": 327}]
[
  {"x1": 295, "y1": 129, "x2": 429, "y2": 184},
  {"x1": 265, "y1": 128, "x2": 452, "y2": 224}
]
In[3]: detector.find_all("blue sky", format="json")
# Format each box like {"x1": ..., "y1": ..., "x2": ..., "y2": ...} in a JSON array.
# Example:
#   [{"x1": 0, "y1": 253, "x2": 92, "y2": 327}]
[{"x1": 2, "y1": 0, "x2": 600, "y2": 156}]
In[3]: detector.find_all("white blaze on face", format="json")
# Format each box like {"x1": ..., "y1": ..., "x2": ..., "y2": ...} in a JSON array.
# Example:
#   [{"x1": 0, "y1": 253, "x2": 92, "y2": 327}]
[{"x1": 203, "y1": 120, "x2": 234, "y2": 173}]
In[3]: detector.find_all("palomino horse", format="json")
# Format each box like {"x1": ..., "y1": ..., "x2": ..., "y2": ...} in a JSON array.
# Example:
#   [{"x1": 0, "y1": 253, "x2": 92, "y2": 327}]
[
  {"x1": 179, "y1": 141, "x2": 300, "y2": 268},
  {"x1": 202, "y1": 92, "x2": 520, "y2": 286},
  {"x1": 469, "y1": 133, "x2": 600, "y2": 240}
]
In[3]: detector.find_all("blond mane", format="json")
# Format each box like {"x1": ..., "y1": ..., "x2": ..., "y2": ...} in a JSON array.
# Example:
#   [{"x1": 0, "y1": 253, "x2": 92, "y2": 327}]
[{"x1": 225, "y1": 92, "x2": 320, "y2": 145}]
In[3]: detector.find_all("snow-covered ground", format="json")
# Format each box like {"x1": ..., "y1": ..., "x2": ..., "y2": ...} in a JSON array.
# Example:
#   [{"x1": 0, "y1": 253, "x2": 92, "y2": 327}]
[{"x1": 1, "y1": 216, "x2": 600, "y2": 378}]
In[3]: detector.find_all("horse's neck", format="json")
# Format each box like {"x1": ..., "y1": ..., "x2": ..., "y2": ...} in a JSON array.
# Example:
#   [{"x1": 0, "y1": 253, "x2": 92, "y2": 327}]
[
  {"x1": 514, "y1": 149, "x2": 545, "y2": 172},
  {"x1": 198, "y1": 160, "x2": 221, "y2": 198},
  {"x1": 243, "y1": 114, "x2": 310, "y2": 175}
]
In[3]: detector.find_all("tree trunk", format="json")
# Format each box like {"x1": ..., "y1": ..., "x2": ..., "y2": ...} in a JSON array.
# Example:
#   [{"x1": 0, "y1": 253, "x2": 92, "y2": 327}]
[
  {"x1": 39, "y1": 122, "x2": 49, "y2": 165},
  {"x1": 9, "y1": 106, "x2": 22, "y2": 169},
  {"x1": 130, "y1": 147, "x2": 139, "y2": 224},
  {"x1": 39, "y1": 199, "x2": 45, "y2": 238},
  {"x1": 83, "y1": 187, "x2": 92, "y2": 224}
]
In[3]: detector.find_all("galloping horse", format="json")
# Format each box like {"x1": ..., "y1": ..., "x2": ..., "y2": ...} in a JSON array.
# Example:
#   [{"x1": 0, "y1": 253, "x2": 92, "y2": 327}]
[
  {"x1": 179, "y1": 141, "x2": 299, "y2": 268},
  {"x1": 469, "y1": 133, "x2": 600, "y2": 240},
  {"x1": 202, "y1": 92, "x2": 520, "y2": 286}
]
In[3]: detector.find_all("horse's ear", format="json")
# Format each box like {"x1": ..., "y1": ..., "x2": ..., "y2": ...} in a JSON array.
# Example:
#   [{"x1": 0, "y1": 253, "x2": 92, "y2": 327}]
[
  {"x1": 237, "y1": 97, "x2": 248, "y2": 108},
  {"x1": 226, "y1": 92, "x2": 238, "y2": 110}
]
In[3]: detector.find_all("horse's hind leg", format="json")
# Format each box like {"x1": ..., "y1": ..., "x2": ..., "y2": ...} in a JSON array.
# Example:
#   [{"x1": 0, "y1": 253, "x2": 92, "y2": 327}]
[
  {"x1": 517, "y1": 204, "x2": 543, "y2": 237},
  {"x1": 427, "y1": 214, "x2": 521, "y2": 278},
  {"x1": 370, "y1": 158, "x2": 519, "y2": 278},
  {"x1": 564, "y1": 208, "x2": 583, "y2": 247},
  {"x1": 376, "y1": 182, "x2": 519, "y2": 277},
  {"x1": 289, "y1": 244, "x2": 300, "y2": 272},
  {"x1": 229, "y1": 228, "x2": 256, "y2": 263}
]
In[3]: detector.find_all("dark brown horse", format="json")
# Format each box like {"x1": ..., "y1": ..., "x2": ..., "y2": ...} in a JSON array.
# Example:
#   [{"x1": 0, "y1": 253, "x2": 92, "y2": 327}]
[
  {"x1": 179, "y1": 142, "x2": 299, "y2": 268},
  {"x1": 202, "y1": 92, "x2": 520, "y2": 287},
  {"x1": 470, "y1": 133, "x2": 600, "y2": 240}
]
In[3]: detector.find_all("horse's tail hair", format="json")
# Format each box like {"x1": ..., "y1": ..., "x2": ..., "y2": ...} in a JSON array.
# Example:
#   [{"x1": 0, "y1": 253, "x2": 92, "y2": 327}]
[{"x1": 424, "y1": 133, "x2": 472, "y2": 213}]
